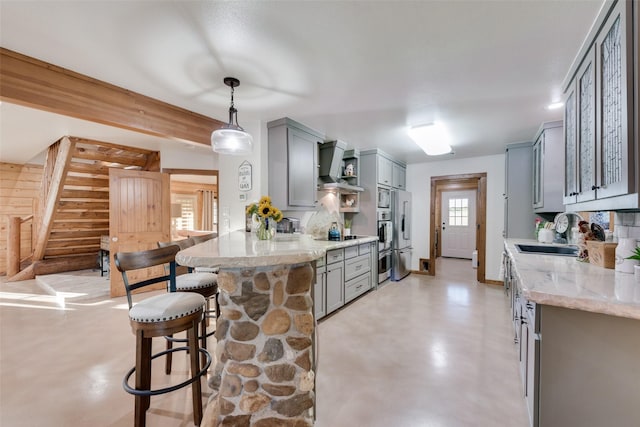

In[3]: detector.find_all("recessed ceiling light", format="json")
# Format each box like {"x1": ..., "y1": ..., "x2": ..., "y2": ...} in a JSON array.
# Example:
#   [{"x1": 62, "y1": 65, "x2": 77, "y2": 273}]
[{"x1": 547, "y1": 102, "x2": 564, "y2": 110}]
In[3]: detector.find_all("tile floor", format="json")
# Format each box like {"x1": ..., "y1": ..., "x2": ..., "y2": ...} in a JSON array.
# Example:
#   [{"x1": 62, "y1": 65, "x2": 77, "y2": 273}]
[{"x1": 0, "y1": 258, "x2": 529, "y2": 426}]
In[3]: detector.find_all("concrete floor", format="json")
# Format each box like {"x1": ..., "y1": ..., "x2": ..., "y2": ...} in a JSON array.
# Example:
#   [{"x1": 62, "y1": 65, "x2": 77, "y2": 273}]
[{"x1": 0, "y1": 258, "x2": 528, "y2": 426}]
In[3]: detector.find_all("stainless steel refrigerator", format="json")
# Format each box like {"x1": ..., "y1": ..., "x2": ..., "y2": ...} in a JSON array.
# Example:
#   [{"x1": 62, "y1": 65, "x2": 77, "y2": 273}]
[{"x1": 391, "y1": 190, "x2": 412, "y2": 281}]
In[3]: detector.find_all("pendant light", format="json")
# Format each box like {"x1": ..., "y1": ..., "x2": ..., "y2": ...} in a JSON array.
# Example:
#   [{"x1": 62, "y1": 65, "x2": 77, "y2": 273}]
[{"x1": 211, "y1": 77, "x2": 253, "y2": 155}]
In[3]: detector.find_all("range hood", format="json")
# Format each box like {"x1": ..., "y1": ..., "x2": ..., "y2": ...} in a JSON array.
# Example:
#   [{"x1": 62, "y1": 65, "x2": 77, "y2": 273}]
[{"x1": 318, "y1": 140, "x2": 364, "y2": 192}]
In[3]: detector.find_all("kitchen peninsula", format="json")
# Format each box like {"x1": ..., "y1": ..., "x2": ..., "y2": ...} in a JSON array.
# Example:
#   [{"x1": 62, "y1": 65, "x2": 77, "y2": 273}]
[
  {"x1": 503, "y1": 239, "x2": 640, "y2": 427},
  {"x1": 176, "y1": 231, "x2": 377, "y2": 427}
]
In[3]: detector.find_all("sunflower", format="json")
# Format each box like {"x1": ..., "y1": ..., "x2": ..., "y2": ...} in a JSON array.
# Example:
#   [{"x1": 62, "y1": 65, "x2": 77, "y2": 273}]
[
  {"x1": 259, "y1": 195, "x2": 271, "y2": 205},
  {"x1": 258, "y1": 202, "x2": 273, "y2": 219},
  {"x1": 272, "y1": 208, "x2": 283, "y2": 222}
]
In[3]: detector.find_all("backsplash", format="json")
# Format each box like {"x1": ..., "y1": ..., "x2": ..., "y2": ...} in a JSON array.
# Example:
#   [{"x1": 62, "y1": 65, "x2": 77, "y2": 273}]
[{"x1": 614, "y1": 212, "x2": 640, "y2": 240}]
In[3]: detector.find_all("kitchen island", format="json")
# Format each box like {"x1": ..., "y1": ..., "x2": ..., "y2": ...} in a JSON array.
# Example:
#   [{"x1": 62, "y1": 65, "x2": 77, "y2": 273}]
[
  {"x1": 503, "y1": 239, "x2": 640, "y2": 427},
  {"x1": 177, "y1": 231, "x2": 377, "y2": 427}
]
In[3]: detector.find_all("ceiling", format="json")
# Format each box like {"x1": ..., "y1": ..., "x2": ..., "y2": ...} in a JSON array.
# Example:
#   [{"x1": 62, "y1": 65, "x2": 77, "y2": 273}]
[{"x1": 0, "y1": 0, "x2": 604, "y2": 165}]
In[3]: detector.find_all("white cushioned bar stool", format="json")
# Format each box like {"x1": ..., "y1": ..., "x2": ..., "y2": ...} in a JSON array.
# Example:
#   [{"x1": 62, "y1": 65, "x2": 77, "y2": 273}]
[
  {"x1": 115, "y1": 245, "x2": 211, "y2": 427},
  {"x1": 157, "y1": 238, "x2": 219, "y2": 374}
]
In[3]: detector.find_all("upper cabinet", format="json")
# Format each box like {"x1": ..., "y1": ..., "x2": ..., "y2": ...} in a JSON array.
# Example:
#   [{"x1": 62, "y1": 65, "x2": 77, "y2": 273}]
[
  {"x1": 532, "y1": 121, "x2": 564, "y2": 213},
  {"x1": 267, "y1": 118, "x2": 324, "y2": 211},
  {"x1": 562, "y1": 0, "x2": 638, "y2": 210},
  {"x1": 361, "y1": 149, "x2": 406, "y2": 190},
  {"x1": 392, "y1": 161, "x2": 406, "y2": 190},
  {"x1": 377, "y1": 155, "x2": 393, "y2": 187}
]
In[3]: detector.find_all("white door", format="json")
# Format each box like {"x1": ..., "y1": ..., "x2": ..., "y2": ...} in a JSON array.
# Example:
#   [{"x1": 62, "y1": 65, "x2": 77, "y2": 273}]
[{"x1": 441, "y1": 190, "x2": 476, "y2": 259}]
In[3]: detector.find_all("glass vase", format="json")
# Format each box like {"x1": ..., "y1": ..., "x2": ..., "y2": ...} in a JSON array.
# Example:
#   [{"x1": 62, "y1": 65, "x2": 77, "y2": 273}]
[{"x1": 256, "y1": 218, "x2": 274, "y2": 240}]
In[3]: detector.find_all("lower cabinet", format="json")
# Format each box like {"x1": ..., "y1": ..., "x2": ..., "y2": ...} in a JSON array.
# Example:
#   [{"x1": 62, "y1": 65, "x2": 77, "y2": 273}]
[
  {"x1": 313, "y1": 259, "x2": 326, "y2": 320},
  {"x1": 325, "y1": 260, "x2": 344, "y2": 315},
  {"x1": 506, "y1": 248, "x2": 639, "y2": 427},
  {"x1": 315, "y1": 242, "x2": 377, "y2": 320},
  {"x1": 344, "y1": 253, "x2": 371, "y2": 303}
]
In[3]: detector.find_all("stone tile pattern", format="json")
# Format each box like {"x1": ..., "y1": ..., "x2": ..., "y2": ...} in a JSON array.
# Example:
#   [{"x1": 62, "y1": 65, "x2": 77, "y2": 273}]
[{"x1": 202, "y1": 262, "x2": 315, "y2": 427}]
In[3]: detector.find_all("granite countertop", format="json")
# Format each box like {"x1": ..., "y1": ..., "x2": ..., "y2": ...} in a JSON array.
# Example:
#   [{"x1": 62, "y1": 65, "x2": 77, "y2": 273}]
[
  {"x1": 504, "y1": 239, "x2": 640, "y2": 320},
  {"x1": 176, "y1": 231, "x2": 378, "y2": 269}
]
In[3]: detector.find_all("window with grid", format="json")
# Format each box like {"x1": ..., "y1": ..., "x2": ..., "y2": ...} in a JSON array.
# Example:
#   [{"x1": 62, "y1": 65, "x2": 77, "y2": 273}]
[
  {"x1": 448, "y1": 198, "x2": 469, "y2": 226},
  {"x1": 172, "y1": 194, "x2": 196, "y2": 230}
]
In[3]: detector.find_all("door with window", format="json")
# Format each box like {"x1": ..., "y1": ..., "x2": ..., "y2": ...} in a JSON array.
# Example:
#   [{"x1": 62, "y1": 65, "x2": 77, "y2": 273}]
[{"x1": 441, "y1": 190, "x2": 476, "y2": 259}]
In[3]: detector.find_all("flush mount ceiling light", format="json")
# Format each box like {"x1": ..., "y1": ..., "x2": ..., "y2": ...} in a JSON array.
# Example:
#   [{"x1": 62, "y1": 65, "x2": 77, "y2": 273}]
[
  {"x1": 408, "y1": 122, "x2": 452, "y2": 156},
  {"x1": 547, "y1": 101, "x2": 564, "y2": 110},
  {"x1": 211, "y1": 77, "x2": 253, "y2": 155}
]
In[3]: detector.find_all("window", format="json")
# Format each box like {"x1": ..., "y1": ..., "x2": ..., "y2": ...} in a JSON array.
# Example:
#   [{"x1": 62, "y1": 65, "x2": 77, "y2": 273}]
[
  {"x1": 172, "y1": 194, "x2": 197, "y2": 231},
  {"x1": 448, "y1": 198, "x2": 469, "y2": 226}
]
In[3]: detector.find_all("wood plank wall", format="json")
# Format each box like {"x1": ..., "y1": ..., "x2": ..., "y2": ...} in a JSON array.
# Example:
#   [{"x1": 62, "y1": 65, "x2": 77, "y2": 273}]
[{"x1": 0, "y1": 162, "x2": 42, "y2": 275}]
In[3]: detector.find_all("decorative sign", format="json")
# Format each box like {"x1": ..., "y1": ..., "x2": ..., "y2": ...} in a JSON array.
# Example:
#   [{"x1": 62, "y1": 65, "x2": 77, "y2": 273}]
[{"x1": 238, "y1": 161, "x2": 252, "y2": 191}]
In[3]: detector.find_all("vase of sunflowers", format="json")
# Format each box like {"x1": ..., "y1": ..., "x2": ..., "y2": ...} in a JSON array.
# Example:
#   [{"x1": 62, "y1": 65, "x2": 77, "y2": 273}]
[{"x1": 246, "y1": 196, "x2": 283, "y2": 240}]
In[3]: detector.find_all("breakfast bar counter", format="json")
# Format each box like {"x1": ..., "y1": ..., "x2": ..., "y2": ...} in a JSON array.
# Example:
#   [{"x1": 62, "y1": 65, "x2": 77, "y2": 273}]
[{"x1": 176, "y1": 231, "x2": 377, "y2": 427}]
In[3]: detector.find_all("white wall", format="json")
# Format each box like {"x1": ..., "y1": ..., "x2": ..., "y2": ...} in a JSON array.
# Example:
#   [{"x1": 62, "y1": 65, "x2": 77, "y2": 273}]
[
  {"x1": 217, "y1": 120, "x2": 267, "y2": 234},
  {"x1": 160, "y1": 144, "x2": 219, "y2": 170},
  {"x1": 406, "y1": 153, "x2": 506, "y2": 281}
]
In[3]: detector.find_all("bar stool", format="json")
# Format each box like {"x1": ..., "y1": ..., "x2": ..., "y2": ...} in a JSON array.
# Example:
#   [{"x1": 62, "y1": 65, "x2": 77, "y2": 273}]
[
  {"x1": 157, "y1": 238, "x2": 219, "y2": 373},
  {"x1": 115, "y1": 245, "x2": 211, "y2": 427}
]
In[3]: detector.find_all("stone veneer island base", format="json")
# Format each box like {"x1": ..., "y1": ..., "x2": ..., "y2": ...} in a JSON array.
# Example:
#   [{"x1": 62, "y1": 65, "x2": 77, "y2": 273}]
[
  {"x1": 202, "y1": 262, "x2": 316, "y2": 427},
  {"x1": 177, "y1": 232, "x2": 379, "y2": 427}
]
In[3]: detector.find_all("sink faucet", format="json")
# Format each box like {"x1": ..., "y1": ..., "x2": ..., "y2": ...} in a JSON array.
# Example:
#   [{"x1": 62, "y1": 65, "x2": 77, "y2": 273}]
[{"x1": 553, "y1": 212, "x2": 585, "y2": 244}]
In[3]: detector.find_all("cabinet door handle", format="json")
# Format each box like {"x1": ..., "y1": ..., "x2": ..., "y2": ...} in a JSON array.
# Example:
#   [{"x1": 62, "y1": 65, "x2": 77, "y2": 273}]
[{"x1": 591, "y1": 185, "x2": 600, "y2": 191}]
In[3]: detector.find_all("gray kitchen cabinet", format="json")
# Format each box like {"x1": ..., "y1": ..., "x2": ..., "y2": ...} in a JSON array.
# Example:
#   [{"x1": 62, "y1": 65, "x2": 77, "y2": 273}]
[
  {"x1": 377, "y1": 154, "x2": 393, "y2": 187},
  {"x1": 532, "y1": 121, "x2": 564, "y2": 213},
  {"x1": 314, "y1": 257, "x2": 326, "y2": 320},
  {"x1": 504, "y1": 142, "x2": 535, "y2": 239},
  {"x1": 563, "y1": 47, "x2": 597, "y2": 204},
  {"x1": 319, "y1": 242, "x2": 376, "y2": 318},
  {"x1": 344, "y1": 254, "x2": 369, "y2": 282},
  {"x1": 504, "y1": 244, "x2": 640, "y2": 427},
  {"x1": 325, "y1": 248, "x2": 344, "y2": 314},
  {"x1": 562, "y1": 0, "x2": 637, "y2": 210},
  {"x1": 392, "y1": 161, "x2": 406, "y2": 189},
  {"x1": 267, "y1": 117, "x2": 324, "y2": 211},
  {"x1": 344, "y1": 248, "x2": 371, "y2": 302},
  {"x1": 344, "y1": 272, "x2": 370, "y2": 303}
]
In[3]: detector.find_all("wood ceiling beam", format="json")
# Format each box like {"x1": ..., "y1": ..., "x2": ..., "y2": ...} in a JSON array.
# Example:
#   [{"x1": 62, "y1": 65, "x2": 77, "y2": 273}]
[{"x1": 0, "y1": 48, "x2": 223, "y2": 146}]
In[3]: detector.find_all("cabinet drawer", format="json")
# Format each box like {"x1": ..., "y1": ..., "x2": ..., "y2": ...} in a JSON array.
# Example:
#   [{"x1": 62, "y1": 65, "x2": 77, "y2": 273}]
[
  {"x1": 344, "y1": 254, "x2": 370, "y2": 282},
  {"x1": 358, "y1": 243, "x2": 370, "y2": 255},
  {"x1": 326, "y1": 249, "x2": 344, "y2": 264},
  {"x1": 345, "y1": 272, "x2": 371, "y2": 303},
  {"x1": 344, "y1": 245, "x2": 359, "y2": 259}
]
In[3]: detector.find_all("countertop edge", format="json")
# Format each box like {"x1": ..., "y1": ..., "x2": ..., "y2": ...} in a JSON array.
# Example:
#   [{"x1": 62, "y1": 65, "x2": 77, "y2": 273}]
[
  {"x1": 176, "y1": 232, "x2": 378, "y2": 269},
  {"x1": 504, "y1": 239, "x2": 640, "y2": 320}
]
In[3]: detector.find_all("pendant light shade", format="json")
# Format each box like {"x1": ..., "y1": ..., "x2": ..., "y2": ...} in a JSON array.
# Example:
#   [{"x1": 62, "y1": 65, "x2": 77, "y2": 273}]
[{"x1": 211, "y1": 77, "x2": 253, "y2": 155}]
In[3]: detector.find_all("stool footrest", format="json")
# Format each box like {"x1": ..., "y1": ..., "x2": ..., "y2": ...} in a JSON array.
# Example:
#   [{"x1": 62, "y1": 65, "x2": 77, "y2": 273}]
[{"x1": 123, "y1": 346, "x2": 212, "y2": 397}]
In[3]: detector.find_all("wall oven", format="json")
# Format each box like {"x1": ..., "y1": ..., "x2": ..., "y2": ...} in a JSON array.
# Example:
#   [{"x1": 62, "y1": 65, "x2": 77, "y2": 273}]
[
  {"x1": 377, "y1": 187, "x2": 391, "y2": 209},
  {"x1": 377, "y1": 210, "x2": 392, "y2": 252},
  {"x1": 378, "y1": 250, "x2": 391, "y2": 283}
]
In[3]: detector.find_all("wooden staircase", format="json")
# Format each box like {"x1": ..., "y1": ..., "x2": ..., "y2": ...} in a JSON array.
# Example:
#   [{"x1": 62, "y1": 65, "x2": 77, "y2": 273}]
[{"x1": 8, "y1": 136, "x2": 159, "y2": 281}]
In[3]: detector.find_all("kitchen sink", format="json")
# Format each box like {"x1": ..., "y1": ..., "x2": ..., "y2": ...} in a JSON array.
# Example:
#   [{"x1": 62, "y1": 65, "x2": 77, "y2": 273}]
[{"x1": 515, "y1": 244, "x2": 579, "y2": 256}]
